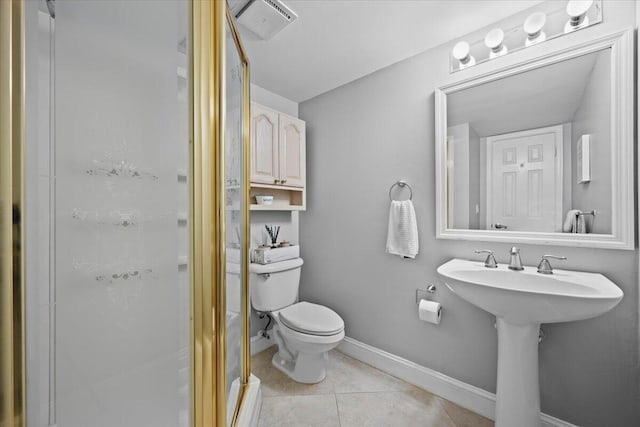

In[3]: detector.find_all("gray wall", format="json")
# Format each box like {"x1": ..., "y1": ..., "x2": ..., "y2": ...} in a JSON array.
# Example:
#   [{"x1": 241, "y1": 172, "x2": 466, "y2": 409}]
[
  {"x1": 571, "y1": 50, "x2": 612, "y2": 234},
  {"x1": 298, "y1": 3, "x2": 638, "y2": 426},
  {"x1": 251, "y1": 83, "x2": 298, "y2": 117}
]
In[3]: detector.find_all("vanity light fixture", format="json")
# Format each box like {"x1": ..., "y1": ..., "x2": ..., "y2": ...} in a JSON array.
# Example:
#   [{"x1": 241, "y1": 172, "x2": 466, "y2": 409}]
[
  {"x1": 448, "y1": 0, "x2": 603, "y2": 74},
  {"x1": 524, "y1": 12, "x2": 547, "y2": 46},
  {"x1": 452, "y1": 41, "x2": 475, "y2": 69},
  {"x1": 565, "y1": 0, "x2": 593, "y2": 33},
  {"x1": 485, "y1": 28, "x2": 508, "y2": 59}
]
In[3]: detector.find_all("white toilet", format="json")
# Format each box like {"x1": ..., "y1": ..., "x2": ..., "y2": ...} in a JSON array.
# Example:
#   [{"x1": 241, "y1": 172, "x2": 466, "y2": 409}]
[{"x1": 250, "y1": 257, "x2": 344, "y2": 384}]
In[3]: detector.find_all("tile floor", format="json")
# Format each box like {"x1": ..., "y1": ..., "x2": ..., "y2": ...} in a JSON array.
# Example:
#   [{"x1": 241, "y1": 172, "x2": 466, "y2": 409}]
[{"x1": 253, "y1": 346, "x2": 494, "y2": 427}]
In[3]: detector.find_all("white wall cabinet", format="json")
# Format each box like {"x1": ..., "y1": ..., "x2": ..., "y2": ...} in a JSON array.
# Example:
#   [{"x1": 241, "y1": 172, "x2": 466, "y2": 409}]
[
  {"x1": 250, "y1": 104, "x2": 280, "y2": 185},
  {"x1": 278, "y1": 114, "x2": 306, "y2": 187},
  {"x1": 250, "y1": 103, "x2": 306, "y2": 210}
]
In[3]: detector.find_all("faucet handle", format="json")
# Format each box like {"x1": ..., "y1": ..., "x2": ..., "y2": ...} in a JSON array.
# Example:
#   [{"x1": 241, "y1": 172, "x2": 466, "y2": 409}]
[
  {"x1": 537, "y1": 255, "x2": 567, "y2": 274},
  {"x1": 542, "y1": 254, "x2": 566, "y2": 260},
  {"x1": 475, "y1": 249, "x2": 498, "y2": 268}
]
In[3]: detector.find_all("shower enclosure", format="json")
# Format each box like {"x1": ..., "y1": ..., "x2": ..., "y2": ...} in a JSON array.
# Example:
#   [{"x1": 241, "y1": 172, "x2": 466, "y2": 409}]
[{"x1": 1, "y1": 1, "x2": 255, "y2": 426}]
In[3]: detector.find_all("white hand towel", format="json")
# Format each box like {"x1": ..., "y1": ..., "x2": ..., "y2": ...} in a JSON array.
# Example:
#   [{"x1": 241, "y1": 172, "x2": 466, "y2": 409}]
[
  {"x1": 386, "y1": 200, "x2": 419, "y2": 259},
  {"x1": 563, "y1": 209, "x2": 581, "y2": 232}
]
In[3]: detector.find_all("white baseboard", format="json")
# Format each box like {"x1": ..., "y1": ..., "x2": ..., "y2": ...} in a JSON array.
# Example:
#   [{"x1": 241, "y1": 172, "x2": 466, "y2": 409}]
[
  {"x1": 251, "y1": 334, "x2": 274, "y2": 356},
  {"x1": 540, "y1": 414, "x2": 582, "y2": 427},
  {"x1": 337, "y1": 336, "x2": 578, "y2": 427}
]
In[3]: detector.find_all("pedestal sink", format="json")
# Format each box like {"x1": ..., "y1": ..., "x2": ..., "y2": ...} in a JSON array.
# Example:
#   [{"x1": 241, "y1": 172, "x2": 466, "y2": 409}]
[{"x1": 437, "y1": 258, "x2": 623, "y2": 427}]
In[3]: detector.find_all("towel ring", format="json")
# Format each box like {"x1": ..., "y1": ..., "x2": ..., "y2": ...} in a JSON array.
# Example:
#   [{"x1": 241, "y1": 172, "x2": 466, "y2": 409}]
[{"x1": 389, "y1": 180, "x2": 413, "y2": 201}]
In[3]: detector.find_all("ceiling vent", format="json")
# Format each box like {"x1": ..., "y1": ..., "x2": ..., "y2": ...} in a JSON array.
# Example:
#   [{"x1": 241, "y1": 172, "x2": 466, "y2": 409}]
[{"x1": 236, "y1": 0, "x2": 298, "y2": 40}]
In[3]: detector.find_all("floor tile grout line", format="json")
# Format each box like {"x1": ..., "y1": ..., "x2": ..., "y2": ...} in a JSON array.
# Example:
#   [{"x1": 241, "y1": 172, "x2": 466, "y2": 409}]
[
  {"x1": 434, "y1": 395, "x2": 463, "y2": 427},
  {"x1": 333, "y1": 388, "x2": 416, "y2": 395},
  {"x1": 333, "y1": 391, "x2": 343, "y2": 427},
  {"x1": 261, "y1": 392, "x2": 337, "y2": 399},
  {"x1": 333, "y1": 390, "x2": 410, "y2": 395}
]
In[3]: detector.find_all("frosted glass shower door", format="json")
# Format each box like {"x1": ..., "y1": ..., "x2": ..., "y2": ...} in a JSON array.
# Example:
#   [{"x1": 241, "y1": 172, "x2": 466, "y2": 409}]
[{"x1": 53, "y1": 1, "x2": 191, "y2": 426}]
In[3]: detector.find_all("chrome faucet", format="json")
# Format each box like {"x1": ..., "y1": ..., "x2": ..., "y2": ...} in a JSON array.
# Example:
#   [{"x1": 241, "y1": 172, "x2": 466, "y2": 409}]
[
  {"x1": 537, "y1": 255, "x2": 567, "y2": 274},
  {"x1": 475, "y1": 249, "x2": 498, "y2": 268},
  {"x1": 508, "y1": 246, "x2": 524, "y2": 271}
]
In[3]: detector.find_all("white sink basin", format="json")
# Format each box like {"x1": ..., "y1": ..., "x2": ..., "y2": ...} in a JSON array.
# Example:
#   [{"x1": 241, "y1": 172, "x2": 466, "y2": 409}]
[
  {"x1": 437, "y1": 258, "x2": 623, "y2": 324},
  {"x1": 437, "y1": 258, "x2": 623, "y2": 427}
]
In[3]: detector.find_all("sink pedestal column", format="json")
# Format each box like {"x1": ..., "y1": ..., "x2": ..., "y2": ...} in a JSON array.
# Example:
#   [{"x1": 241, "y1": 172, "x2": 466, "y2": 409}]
[{"x1": 495, "y1": 318, "x2": 541, "y2": 427}]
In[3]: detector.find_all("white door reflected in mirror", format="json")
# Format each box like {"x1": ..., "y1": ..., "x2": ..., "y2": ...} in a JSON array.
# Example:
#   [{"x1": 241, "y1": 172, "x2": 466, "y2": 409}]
[{"x1": 486, "y1": 125, "x2": 562, "y2": 232}]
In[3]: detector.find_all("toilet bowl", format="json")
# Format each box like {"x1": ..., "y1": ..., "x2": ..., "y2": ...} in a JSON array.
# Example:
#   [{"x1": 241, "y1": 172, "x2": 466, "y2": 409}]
[{"x1": 250, "y1": 258, "x2": 344, "y2": 383}]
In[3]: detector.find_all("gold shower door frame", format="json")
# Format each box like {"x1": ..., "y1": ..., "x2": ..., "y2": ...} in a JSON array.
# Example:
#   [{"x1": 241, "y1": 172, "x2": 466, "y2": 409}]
[
  {"x1": 192, "y1": 1, "x2": 252, "y2": 426},
  {"x1": 0, "y1": 1, "x2": 252, "y2": 426},
  {"x1": 0, "y1": 0, "x2": 25, "y2": 426}
]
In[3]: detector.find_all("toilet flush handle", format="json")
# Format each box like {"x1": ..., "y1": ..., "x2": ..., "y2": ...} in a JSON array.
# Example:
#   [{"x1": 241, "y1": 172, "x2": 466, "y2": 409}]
[{"x1": 258, "y1": 272, "x2": 270, "y2": 279}]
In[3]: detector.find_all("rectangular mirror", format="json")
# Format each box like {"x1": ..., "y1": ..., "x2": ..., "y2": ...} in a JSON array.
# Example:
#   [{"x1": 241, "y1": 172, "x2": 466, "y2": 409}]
[{"x1": 435, "y1": 29, "x2": 634, "y2": 249}]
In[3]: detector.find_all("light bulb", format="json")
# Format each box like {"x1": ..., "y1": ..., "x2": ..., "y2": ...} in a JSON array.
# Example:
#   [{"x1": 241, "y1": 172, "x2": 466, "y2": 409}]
[
  {"x1": 565, "y1": 0, "x2": 593, "y2": 33},
  {"x1": 524, "y1": 12, "x2": 547, "y2": 47},
  {"x1": 452, "y1": 41, "x2": 475, "y2": 69},
  {"x1": 484, "y1": 28, "x2": 507, "y2": 59}
]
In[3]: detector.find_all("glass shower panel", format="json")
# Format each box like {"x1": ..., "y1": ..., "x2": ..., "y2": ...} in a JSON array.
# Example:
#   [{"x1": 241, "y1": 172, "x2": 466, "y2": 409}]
[
  {"x1": 225, "y1": 15, "x2": 246, "y2": 423},
  {"x1": 54, "y1": 1, "x2": 190, "y2": 426}
]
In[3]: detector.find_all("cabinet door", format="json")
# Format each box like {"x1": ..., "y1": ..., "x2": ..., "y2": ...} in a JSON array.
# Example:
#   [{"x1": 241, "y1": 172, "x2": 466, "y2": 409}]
[
  {"x1": 278, "y1": 114, "x2": 306, "y2": 187},
  {"x1": 250, "y1": 103, "x2": 280, "y2": 184}
]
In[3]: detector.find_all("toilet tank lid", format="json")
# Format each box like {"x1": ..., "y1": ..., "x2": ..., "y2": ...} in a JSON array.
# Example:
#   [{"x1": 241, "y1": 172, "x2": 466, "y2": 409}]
[{"x1": 250, "y1": 257, "x2": 303, "y2": 274}]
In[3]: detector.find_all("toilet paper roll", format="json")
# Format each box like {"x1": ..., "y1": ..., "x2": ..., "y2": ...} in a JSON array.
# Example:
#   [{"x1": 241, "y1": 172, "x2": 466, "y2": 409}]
[{"x1": 418, "y1": 299, "x2": 442, "y2": 325}]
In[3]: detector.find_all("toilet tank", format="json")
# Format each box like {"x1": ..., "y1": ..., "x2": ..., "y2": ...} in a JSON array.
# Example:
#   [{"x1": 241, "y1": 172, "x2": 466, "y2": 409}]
[{"x1": 250, "y1": 258, "x2": 303, "y2": 312}]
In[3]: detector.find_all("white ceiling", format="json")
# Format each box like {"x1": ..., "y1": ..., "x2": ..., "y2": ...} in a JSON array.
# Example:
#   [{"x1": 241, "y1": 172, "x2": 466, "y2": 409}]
[
  {"x1": 448, "y1": 49, "x2": 605, "y2": 137},
  {"x1": 231, "y1": 0, "x2": 543, "y2": 103}
]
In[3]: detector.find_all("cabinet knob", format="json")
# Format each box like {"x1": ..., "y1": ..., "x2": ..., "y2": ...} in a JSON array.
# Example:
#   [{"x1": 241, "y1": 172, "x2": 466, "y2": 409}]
[
  {"x1": 281, "y1": 179, "x2": 287, "y2": 184},
  {"x1": 274, "y1": 179, "x2": 280, "y2": 184}
]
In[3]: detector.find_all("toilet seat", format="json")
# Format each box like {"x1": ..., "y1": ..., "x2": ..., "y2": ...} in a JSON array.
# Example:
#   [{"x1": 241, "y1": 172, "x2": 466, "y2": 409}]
[{"x1": 279, "y1": 301, "x2": 344, "y2": 336}]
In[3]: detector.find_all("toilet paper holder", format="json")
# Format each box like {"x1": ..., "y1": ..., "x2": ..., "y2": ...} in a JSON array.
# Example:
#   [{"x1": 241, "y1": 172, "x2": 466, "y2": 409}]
[{"x1": 415, "y1": 284, "x2": 436, "y2": 304}]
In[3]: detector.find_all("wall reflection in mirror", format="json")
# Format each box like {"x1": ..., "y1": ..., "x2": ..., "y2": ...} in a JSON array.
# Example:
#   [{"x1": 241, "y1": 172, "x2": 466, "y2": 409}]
[{"x1": 446, "y1": 48, "x2": 610, "y2": 234}]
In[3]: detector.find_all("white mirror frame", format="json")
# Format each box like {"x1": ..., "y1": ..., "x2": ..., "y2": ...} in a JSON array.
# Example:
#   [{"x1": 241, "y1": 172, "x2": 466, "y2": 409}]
[{"x1": 435, "y1": 29, "x2": 634, "y2": 250}]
